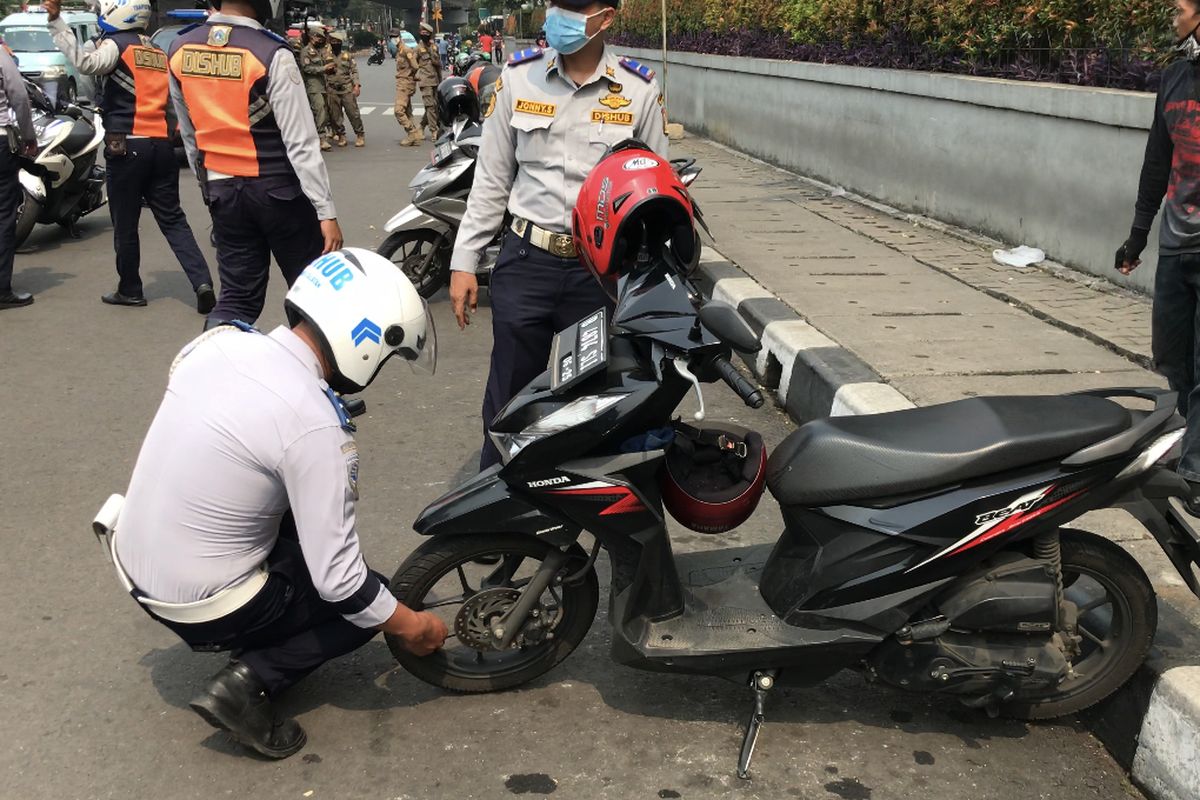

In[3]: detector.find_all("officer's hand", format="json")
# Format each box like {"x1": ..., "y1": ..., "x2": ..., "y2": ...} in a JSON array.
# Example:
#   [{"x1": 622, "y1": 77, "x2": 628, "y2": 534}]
[
  {"x1": 44, "y1": 0, "x2": 60, "y2": 20},
  {"x1": 1115, "y1": 228, "x2": 1150, "y2": 275},
  {"x1": 400, "y1": 611, "x2": 449, "y2": 656},
  {"x1": 353, "y1": 85, "x2": 360, "y2": 97},
  {"x1": 22, "y1": 140, "x2": 37, "y2": 158},
  {"x1": 325, "y1": 63, "x2": 336, "y2": 73},
  {"x1": 450, "y1": 270, "x2": 478, "y2": 330},
  {"x1": 320, "y1": 219, "x2": 343, "y2": 254}
]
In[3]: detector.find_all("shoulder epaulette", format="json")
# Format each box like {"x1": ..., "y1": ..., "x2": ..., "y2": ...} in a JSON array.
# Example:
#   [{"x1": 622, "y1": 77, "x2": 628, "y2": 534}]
[
  {"x1": 260, "y1": 28, "x2": 288, "y2": 45},
  {"x1": 176, "y1": 21, "x2": 203, "y2": 37},
  {"x1": 619, "y1": 57, "x2": 655, "y2": 82},
  {"x1": 508, "y1": 47, "x2": 544, "y2": 67}
]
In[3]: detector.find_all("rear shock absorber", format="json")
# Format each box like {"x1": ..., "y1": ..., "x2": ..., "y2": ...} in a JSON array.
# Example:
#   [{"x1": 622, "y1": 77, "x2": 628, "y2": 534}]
[{"x1": 1034, "y1": 531, "x2": 1065, "y2": 629}]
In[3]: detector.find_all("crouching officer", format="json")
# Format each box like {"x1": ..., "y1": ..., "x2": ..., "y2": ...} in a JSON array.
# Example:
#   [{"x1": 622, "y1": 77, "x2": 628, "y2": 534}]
[
  {"x1": 98, "y1": 248, "x2": 446, "y2": 758},
  {"x1": 449, "y1": 0, "x2": 668, "y2": 470},
  {"x1": 45, "y1": 0, "x2": 215, "y2": 312},
  {"x1": 326, "y1": 31, "x2": 364, "y2": 148},
  {"x1": 168, "y1": 0, "x2": 343, "y2": 329}
]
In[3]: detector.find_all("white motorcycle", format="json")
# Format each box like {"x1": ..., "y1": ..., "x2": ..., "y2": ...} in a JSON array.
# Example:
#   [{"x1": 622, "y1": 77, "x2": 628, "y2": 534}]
[{"x1": 15, "y1": 80, "x2": 106, "y2": 247}]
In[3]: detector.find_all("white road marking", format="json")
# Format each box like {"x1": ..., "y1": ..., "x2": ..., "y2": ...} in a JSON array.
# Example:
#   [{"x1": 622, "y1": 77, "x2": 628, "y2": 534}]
[{"x1": 360, "y1": 106, "x2": 375, "y2": 115}]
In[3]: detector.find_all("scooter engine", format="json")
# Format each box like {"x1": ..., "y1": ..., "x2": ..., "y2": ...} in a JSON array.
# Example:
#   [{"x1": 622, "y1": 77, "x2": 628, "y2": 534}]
[{"x1": 867, "y1": 552, "x2": 1073, "y2": 703}]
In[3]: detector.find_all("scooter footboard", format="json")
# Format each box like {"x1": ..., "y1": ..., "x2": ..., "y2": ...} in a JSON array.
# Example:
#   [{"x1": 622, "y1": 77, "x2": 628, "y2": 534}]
[{"x1": 414, "y1": 465, "x2": 580, "y2": 541}]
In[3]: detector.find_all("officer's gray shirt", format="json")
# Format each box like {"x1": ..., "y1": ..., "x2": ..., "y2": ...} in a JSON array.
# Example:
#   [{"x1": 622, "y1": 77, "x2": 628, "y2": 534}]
[
  {"x1": 48, "y1": 16, "x2": 118, "y2": 76},
  {"x1": 450, "y1": 46, "x2": 669, "y2": 273},
  {"x1": 169, "y1": 13, "x2": 337, "y2": 220},
  {"x1": 115, "y1": 326, "x2": 398, "y2": 628},
  {"x1": 0, "y1": 45, "x2": 34, "y2": 142}
]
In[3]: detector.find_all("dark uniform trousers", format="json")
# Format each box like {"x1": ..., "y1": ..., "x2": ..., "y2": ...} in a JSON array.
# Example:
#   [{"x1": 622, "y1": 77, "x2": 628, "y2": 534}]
[
  {"x1": 0, "y1": 147, "x2": 21, "y2": 293},
  {"x1": 206, "y1": 174, "x2": 324, "y2": 326},
  {"x1": 147, "y1": 515, "x2": 383, "y2": 696},
  {"x1": 107, "y1": 137, "x2": 211, "y2": 298},
  {"x1": 479, "y1": 228, "x2": 614, "y2": 469}
]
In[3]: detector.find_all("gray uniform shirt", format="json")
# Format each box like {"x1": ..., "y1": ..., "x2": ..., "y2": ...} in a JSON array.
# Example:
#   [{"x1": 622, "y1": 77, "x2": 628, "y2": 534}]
[
  {"x1": 450, "y1": 46, "x2": 669, "y2": 273},
  {"x1": 0, "y1": 45, "x2": 35, "y2": 142},
  {"x1": 169, "y1": 13, "x2": 337, "y2": 220},
  {"x1": 115, "y1": 326, "x2": 397, "y2": 629},
  {"x1": 48, "y1": 17, "x2": 118, "y2": 75}
]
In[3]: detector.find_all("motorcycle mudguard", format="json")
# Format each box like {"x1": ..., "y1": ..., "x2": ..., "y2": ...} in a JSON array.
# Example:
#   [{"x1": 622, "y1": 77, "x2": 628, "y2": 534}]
[
  {"x1": 384, "y1": 204, "x2": 451, "y2": 235},
  {"x1": 19, "y1": 171, "x2": 46, "y2": 203},
  {"x1": 414, "y1": 465, "x2": 581, "y2": 542}
]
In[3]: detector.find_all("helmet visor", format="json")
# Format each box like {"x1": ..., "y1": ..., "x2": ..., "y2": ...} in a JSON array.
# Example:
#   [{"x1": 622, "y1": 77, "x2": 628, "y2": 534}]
[{"x1": 407, "y1": 300, "x2": 437, "y2": 375}]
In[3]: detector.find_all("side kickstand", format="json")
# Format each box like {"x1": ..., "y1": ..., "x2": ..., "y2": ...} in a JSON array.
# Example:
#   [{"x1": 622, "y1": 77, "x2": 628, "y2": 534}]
[{"x1": 736, "y1": 670, "x2": 778, "y2": 780}]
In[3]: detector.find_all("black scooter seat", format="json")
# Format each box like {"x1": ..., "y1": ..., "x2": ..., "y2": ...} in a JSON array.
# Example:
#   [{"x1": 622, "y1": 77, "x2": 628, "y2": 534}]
[{"x1": 767, "y1": 395, "x2": 1131, "y2": 507}]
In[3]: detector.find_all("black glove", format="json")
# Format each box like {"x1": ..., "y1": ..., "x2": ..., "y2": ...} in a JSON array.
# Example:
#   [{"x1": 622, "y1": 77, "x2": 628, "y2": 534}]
[{"x1": 1115, "y1": 227, "x2": 1150, "y2": 271}]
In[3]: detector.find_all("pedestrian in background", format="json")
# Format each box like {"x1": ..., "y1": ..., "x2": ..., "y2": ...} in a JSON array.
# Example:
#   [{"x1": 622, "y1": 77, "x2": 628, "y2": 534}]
[
  {"x1": 326, "y1": 31, "x2": 364, "y2": 148},
  {"x1": 1118, "y1": 0, "x2": 1200, "y2": 510},
  {"x1": 449, "y1": 0, "x2": 668, "y2": 470},
  {"x1": 437, "y1": 32, "x2": 448, "y2": 69},
  {"x1": 416, "y1": 22, "x2": 442, "y2": 139},
  {"x1": 0, "y1": 33, "x2": 34, "y2": 309},
  {"x1": 477, "y1": 26, "x2": 493, "y2": 61},
  {"x1": 300, "y1": 24, "x2": 334, "y2": 151},
  {"x1": 394, "y1": 33, "x2": 421, "y2": 145},
  {"x1": 168, "y1": 0, "x2": 342, "y2": 329},
  {"x1": 45, "y1": 0, "x2": 215, "y2": 312}
]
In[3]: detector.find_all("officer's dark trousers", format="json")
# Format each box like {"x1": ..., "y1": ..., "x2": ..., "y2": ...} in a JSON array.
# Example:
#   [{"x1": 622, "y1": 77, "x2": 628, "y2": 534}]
[
  {"x1": 1153, "y1": 252, "x2": 1200, "y2": 482},
  {"x1": 206, "y1": 175, "x2": 324, "y2": 326},
  {"x1": 0, "y1": 147, "x2": 21, "y2": 293},
  {"x1": 152, "y1": 517, "x2": 383, "y2": 696},
  {"x1": 107, "y1": 137, "x2": 211, "y2": 298},
  {"x1": 479, "y1": 230, "x2": 614, "y2": 470}
]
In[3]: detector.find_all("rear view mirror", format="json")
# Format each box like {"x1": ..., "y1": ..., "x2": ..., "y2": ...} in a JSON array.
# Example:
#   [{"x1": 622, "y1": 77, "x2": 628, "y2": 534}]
[{"x1": 699, "y1": 302, "x2": 761, "y2": 353}]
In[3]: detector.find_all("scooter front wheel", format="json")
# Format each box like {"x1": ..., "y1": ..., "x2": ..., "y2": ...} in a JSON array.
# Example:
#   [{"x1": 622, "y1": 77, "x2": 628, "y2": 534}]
[
  {"x1": 387, "y1": 534, "x2": 599, "y2": 693},
  {"x1": 377, "y1": 229, "x2": 452, "y2": 299}
]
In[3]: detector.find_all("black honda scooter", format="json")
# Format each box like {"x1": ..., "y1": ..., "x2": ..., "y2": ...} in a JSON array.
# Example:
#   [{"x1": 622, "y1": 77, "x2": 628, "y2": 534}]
[{"x1": 387, "y1": 242, "x2": 1200, "y2": 777}]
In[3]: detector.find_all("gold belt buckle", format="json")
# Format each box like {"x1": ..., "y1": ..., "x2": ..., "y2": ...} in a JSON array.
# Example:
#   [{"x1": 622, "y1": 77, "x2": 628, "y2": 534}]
[{"x1": 549, "y1": 234, "x2": 576, "y2": 258}]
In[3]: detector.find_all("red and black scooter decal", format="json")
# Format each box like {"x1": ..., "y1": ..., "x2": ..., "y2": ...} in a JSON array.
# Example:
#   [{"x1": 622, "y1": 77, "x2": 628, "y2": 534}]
[{"x1": 538, "y1": 480, "x2": 648, "y2": 516}]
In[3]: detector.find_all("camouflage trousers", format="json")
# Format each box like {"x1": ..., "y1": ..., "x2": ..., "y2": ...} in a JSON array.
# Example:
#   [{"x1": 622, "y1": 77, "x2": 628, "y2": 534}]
[
  {"x1": 419, "y1": 85, "x2": 439, "y2": 138},
  {"x1": 307, "y1": 89, "x2": 330, "y2": 138},
  {"x1": 394, "y1": 81, "x2": 417, "y2": 134}
]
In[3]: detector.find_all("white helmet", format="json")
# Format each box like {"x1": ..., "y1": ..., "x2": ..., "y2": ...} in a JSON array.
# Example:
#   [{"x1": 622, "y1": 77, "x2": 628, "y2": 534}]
[
  {"x1": 285, "y1": 248, "x2": 436, "y2": 393},
  {"x1": 97, "y1": 0, "x2": 152, "y2": 34}
]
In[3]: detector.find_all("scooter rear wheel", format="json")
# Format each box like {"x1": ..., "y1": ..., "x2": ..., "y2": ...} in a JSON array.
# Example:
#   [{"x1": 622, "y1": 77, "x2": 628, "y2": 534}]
[
  {"x1": 387, "y1": 534, "x2": 599, "y2": 693},
  {"x1": 1003, "y1": 529, "x2": 1157, "y2": 719}
]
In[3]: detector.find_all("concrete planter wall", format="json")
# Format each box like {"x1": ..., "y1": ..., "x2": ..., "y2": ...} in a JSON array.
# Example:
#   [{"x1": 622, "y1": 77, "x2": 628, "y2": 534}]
[{"x1": 621, "y1": 46, "x2": 1160, "y2": 293}]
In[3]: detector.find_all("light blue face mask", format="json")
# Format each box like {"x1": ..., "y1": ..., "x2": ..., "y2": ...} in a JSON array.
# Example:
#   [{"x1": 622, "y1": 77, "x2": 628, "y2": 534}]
[{"x1": 544, "y1": 6, "x2": 606, "y2": 55}]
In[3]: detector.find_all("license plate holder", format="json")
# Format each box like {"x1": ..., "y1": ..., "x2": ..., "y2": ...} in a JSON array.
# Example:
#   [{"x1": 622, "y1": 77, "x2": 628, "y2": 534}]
[
  {"x1": 550, "y1": 309, "x2": 608, "y2": 395},
  {"x1": 431, "y1": 140, "x2": 454, "y2": 166}
]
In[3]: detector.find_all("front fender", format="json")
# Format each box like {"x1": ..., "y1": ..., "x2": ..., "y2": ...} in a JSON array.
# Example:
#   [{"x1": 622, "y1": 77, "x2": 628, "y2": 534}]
[
  {"x1": 19, "y1": 170, "x2": 46, "y2": 203},
  {"x1": 415, "y1": 465, "x2": 580, "y2": 541},
  {"x1": 384, "y1": 204, "x2": 451, "y2": 235}
]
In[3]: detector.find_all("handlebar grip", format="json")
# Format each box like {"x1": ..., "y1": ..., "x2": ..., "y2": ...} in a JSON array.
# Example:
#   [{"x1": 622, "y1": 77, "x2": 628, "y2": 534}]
[{"x1": 714, "y1": 356, "x2": 765, "y2": 409}]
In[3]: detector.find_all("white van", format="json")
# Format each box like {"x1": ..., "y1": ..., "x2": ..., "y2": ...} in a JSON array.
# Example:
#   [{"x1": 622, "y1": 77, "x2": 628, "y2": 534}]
[{"x1": 0, "y1": 7, "x2": 99, "y2": 105}]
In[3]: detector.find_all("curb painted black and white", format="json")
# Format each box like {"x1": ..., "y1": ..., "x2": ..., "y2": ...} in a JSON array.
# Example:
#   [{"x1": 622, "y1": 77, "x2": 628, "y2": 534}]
[{"x1": 695, "y1": 245, "x2": 1200, "y2": 800}]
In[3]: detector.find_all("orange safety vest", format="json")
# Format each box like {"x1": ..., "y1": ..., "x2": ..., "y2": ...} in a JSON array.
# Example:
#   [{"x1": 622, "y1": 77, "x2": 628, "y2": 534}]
[
  {"x1": 101, "y1": 31, "x2": 170, "y2": 138},
  {"x1": 168, "y1": 22, "x2": 292, "y2": 178}
]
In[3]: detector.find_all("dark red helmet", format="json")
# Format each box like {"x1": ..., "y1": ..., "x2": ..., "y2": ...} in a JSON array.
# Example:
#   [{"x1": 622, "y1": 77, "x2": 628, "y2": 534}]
[
  {"x1": 661, "y1": 423, "x2": 767, "y2": 534},
  {"x1": 572, "y1": 141, "x2": 697, "y2": 299}
]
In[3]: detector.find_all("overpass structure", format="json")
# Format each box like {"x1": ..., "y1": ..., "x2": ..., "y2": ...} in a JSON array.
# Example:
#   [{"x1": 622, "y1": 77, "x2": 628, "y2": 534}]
[{"x1": 372, "y1": 0, "x2": 477, "y2": 33}]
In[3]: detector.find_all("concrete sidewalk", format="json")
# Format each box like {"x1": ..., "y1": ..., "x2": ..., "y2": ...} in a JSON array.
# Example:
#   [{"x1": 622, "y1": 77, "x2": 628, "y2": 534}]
[{"x1": 680, "y1": 136, "x2": 1200, "y2": 800}]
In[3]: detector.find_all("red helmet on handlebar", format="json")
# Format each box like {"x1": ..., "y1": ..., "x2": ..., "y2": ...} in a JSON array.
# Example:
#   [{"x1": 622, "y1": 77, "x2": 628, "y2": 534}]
[{"x1": 572, "y1": 140, "x2": 698, "y2": 300}]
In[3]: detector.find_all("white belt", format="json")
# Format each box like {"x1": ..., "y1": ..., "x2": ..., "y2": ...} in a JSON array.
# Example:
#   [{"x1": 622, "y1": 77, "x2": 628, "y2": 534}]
[
  {"x1": 511, "y1": 217, "x2": 577, "y2": 258},
  {"x1": 92, "y1": 494, "x2": 269, "y2": 625}
]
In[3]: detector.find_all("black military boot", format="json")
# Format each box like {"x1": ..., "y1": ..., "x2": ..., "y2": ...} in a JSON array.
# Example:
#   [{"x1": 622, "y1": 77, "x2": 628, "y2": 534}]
[{"x1": 189, "y1": 661, "x2": 306, "y2": 759}]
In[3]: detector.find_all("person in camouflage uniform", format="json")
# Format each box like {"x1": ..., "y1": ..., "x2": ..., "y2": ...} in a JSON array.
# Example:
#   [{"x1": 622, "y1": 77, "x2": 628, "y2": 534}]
[
  {"x1": 415, "y1": 22, "x2": 442, "y2": 138},
  {"x1": 326, "y1": 32, "x2": 364, "y2": 148},
  {"x1": 299, "y1": 25, "x2": 335, "y2": 151},
  {"x1": 394, "y1": 31, "x2": 421, "y2": 146}
]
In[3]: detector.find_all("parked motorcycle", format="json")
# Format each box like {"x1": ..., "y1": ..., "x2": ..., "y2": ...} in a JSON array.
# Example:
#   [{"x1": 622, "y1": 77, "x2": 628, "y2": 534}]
[
  {"x1": 385, "y1": 169, "x2": 1200, "y2": 777},
  {"x1": 367, "y1": 43, "x2": 386, "y2": 65},
  {"x1": 16, "y1": 80, "x2": 106, "y2": 247},
  {"x1": 378, "y1": 119, "x2": 703, "y2": 299}
]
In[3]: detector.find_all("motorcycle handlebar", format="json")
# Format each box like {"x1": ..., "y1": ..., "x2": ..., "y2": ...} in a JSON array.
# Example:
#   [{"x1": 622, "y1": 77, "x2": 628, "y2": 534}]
[{"x1": 713, "y1": 355, "x2": 765, "y2": 409}]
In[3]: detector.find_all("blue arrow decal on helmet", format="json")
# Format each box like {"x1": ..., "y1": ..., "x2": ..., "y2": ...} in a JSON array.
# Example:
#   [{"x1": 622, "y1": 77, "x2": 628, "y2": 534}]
[{"x1": 352, "y1": 318, "x2": 382, "y2": 347}]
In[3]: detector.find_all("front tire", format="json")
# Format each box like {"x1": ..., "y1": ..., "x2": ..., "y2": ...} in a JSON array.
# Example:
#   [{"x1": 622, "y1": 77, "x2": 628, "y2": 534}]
[
  {"x1": 1004, "y1": 529, "x2": 1157, "y2": 720},
  {"x1": 14, "y1": 189, "x2": 40, "y2": 249},
  {"x1": 387, "y1": 534, "x2": 599, "y2": 693},
  {"x1": 377, "y1": 229, "x2": 452, "y2": 299}
]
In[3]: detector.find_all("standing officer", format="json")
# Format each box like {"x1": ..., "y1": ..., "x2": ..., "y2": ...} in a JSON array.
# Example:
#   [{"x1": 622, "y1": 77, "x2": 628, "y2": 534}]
[
  {"x1": 394, "y1": 31, "x2": 421, "y2": 146},
  {"x1": 299, "y1": 23, "x2": 334, "y2": 152},
  {"x1": 105, "y1": 249, "x2": 446, "y2": 758},
  {"x1": 168, "y1": 0, "x2": 343, "y2": 329},
  {"x1": 46, "y1": 0, "x2": 215, "y2": 312},
  {"x1": 449, "y1": 0, "x2": 668, "y2": 470},
  {"x1": 415, "y1": 22, "x2": 443, "y2": 139},
  {"x1": 0, "y1": 37, "x2": 35, "y2": 309},
  {"x1": 326, "y1": 31, "x2": 364, "y2": 148}
]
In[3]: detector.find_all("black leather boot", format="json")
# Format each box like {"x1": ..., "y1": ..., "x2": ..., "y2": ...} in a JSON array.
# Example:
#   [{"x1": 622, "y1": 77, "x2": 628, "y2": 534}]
[{"x1": 189, "y1": 661, "x2": 306, "y2": 759}]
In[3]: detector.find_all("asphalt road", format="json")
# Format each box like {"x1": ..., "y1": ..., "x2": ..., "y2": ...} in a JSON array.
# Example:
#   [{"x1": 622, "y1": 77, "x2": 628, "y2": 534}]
[{"x1": 0, "y1": 59, "x2": 1144, "y2": 800}]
